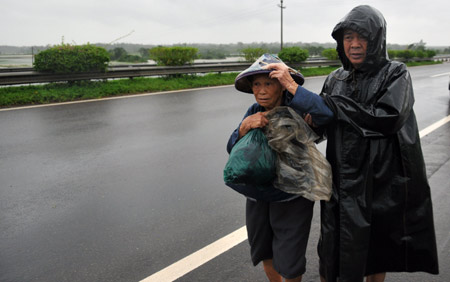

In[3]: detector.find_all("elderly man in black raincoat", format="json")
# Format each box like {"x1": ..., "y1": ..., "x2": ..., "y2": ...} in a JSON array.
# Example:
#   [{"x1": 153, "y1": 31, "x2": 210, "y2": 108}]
[{"x1": 265, "y1": 5, "x2": 439, "y2": 282}]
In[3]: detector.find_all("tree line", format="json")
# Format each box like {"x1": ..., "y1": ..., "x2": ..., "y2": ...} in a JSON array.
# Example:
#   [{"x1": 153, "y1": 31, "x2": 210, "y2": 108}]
[
  {"x1": 3, "y1": 40, "x2": 449, "y2": 57},
  {"x1": 32, "y1": 43, "x2": 439, "y2": 74}
]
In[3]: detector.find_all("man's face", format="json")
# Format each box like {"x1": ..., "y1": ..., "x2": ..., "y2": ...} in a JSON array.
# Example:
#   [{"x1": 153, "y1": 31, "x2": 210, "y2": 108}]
[
  {"x1": 343, "y1": 29, "x2": 368, "y2": 69},
  {"x1": 251, "y1": 74, "x2": 284, "y2": 110}
]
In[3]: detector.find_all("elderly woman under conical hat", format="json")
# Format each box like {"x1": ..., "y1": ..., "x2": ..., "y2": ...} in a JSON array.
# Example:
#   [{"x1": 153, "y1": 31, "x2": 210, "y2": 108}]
[{"x1": 226, "y1": 54, "x2": 333, "y2": 281}]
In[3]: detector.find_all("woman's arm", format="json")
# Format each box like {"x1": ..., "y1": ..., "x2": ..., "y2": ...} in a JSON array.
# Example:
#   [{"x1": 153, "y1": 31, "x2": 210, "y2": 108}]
[
  {"x1": 287, "y1": 86, "x2": 334, "y2": 126},
  {"x1": 227, "y1": 104, "x2": 265, "y2": 153},
  {"x1": 238, "y1": 112, "x2": 269, "y2": 138}
]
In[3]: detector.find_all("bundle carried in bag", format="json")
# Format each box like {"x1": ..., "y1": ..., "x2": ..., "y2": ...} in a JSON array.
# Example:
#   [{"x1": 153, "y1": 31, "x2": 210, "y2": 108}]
[
  {"x1": 223, "y1": 128, "x2": 276, "y2": 186},
  {"x1": 223, "y1": 128, "x2": 296, "y2": 202},
  {"x1": 264, "y1": 106, "x2": 332, "y2": 201}
]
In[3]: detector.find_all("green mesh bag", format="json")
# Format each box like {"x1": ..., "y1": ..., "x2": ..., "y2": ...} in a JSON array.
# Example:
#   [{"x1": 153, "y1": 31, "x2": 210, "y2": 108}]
[{"x1": 224, "y1": 129, "x2": 276, "y2": 186}]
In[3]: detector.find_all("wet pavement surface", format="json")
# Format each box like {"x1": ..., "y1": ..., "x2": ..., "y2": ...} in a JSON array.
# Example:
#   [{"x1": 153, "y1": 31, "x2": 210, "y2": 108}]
[{"x1": 1, "y1": 63, "x2": 449, "y2": 282}]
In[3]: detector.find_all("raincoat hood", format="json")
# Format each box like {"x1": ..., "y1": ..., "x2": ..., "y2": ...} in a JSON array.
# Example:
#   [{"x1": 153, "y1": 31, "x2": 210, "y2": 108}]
[
  {"x1": 332, "y1": 5, "x2": 389, "y2": 72},
  {"x1": 235, "y1": 53, "x2": 304, "y2": 93}
]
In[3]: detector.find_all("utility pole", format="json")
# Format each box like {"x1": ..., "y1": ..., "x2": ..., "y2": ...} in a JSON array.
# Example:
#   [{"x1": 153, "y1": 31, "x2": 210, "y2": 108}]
[{"x1": 278, "y1": 0, "x2": 286, "y2": 51}]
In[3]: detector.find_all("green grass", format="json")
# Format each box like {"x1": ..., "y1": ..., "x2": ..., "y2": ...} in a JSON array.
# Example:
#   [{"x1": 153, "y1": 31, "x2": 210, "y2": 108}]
[
  {"x1": 0, "y1": 73, "x2": 238, "y2": 108},
  {"x1": 405, "y1": 60, "x2": 442, "y2": 67},
  {"x1": 0, "y1": 61, "x2": 440, "y2": 108},
  {"x1": 298, "y1": 66, "x2": 340, "y2": 77}
]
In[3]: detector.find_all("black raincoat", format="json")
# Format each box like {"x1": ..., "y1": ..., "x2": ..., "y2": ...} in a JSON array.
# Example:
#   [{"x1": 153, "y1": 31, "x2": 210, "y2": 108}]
[{"x1": 317, "y1": 5, "x2": 439, "y2": 281}]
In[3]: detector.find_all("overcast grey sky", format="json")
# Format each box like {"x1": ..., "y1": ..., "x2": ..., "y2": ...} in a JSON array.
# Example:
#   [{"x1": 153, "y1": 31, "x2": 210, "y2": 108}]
[{"x1": 1, "y1": 0, "x2": 449, "y2": 47}]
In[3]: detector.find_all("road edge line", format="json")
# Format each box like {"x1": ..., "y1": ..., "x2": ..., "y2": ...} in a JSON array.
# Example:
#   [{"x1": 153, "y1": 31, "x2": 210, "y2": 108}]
[
  {"x1": 419, "y1": 115, "x2": 450, "y2": 138},
  {"x1": 0, "y1": 85, "x2": 233, "y2": 112},
  {"x1": 430, "y1": 72, "x2": 450, "y2": 78},
  {"x1": 140, "y1": 226, "x2": 247, "y2": 282}
]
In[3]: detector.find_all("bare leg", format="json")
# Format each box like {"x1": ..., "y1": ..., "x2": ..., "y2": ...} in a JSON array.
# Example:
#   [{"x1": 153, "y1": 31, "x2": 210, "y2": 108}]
[
  {"x1": 285, "y1": 275, "x2": 303, "y2": 282},
  {"x1": 366, "y1": 273, "x2": 386, "y2": 282},
  {"x1": 263, "y1": 259, "x2": 282, "y2": 282},
  {"x1": 262, "y1": 259, "x2": 303, "y2": 282}
]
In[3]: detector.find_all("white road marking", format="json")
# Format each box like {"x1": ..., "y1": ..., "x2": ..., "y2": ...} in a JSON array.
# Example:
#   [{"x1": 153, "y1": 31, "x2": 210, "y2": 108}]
[
  {"x1": 419, "y1": 115, "x2": 450, "y2": 138},
  {"x1": 139, "y1": 226, "x2": 247, "y2": 282},
  {"x1": 140, "y1": 115, "x2": 450, "y2": 282},
  {"x1": 0, "y1": 85, "x2": 232, "y2": 112},
  {"x1": 430, "y1": 72, "x2": 450, "y2": 78}
]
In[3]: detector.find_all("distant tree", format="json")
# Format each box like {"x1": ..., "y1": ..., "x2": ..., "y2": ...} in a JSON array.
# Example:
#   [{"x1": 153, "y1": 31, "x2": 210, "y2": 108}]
[
  {"x1": 149, "y1": 46, "x2": 198, "y2": 66},
  {"x1": 108, "y1": 47, "x2": 147, "y2": 63},
  {"x1": 321, "y1": 48, "x2": 338, "y2": 60},
  {"x1": 278, "y1": 47, "x2": 309, "y2": 63},
  {"x1": 390, "y1": 45, "x2": 436, "y2": 61},
  {"x1": 138, "y1": 48, "x2": 150, "y2": 60},
  {"x1": 388, "y1": 50, "x2": 398, "y2": 59},
  {"x1": 198, "y1": 49, "x2": 227, "y2": 59},
  {"x1": 425, "y1": 50, "x2": 436, "y2": 58},
  {"x1": 397, "y1": 50, "x2": 415, "y2": 61},
  {"x1": 415, "y1": 50, "x2": 425, "y2": 58},
  {"x1": 109, "y1": 47, "x2": 127, "y2": 61},
  {"x1": 121, "y1": 54, "x2": 147, "y2": 63},
  {"x1": 236, "y1": 42, "x2": 245, "y2": 51},
  {"x1": 241, "y1": 47, "x2": 268, "y2": 62},
  {"x1": 304, "y1": 45, "x2": 325, "y2": 56},
  {"x1": 408, "y1": 39, "x2": 427, "y2": 52}
]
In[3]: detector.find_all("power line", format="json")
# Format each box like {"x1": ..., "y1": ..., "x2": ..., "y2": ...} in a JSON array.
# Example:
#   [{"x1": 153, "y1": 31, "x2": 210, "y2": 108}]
[{"x1": 109, "y1": 30, "x2": 135, "y2": 45}]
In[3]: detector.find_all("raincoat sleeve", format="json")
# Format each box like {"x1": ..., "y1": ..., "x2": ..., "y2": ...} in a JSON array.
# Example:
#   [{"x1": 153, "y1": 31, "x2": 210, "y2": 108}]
[
  {"x1": 287, "y1": 86, "x2": 334, "y2": 126},
  {"x1": 322, "y1": 63, "x2": 414, "y2": 137},
  {"x1": 226, "y1": 104, "x2": 259, "y2": 153}
]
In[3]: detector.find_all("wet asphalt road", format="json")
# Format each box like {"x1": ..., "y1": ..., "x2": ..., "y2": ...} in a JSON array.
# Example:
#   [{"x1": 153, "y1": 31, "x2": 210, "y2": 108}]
[{"x1": 1, "y1": 63, "x2": 449, "y2": 282}]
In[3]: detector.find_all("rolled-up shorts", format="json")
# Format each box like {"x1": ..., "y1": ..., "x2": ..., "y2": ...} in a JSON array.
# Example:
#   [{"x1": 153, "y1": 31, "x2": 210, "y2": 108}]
[{"x1": 246, "y1": 196, "x2": 314, "y2": 279}]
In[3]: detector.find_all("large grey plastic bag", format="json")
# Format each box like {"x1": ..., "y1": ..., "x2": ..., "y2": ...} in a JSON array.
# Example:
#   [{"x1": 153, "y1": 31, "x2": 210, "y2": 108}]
[{"x1": 264, "y1": 106, "x2": 332, "y2": 201}]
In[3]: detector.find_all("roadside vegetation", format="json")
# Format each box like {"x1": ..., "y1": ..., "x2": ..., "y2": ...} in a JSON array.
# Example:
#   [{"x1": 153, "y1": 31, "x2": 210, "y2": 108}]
[
  {"x1": 0, "y1": 61, "x2": 440, "y2": 108},
  {"x1": 0, "y1": 41, "x2": 443, "y2": 108},
  {"x1": 149, "y1": 46, "x2": 198, "y2": 66},
  {"x1": 108, "y1": 47, "x2": 149, "y2": 63},
  {"x1": 34, "y1": 44, "x2": 110, "y2": 73},
  {"x1": 0, "y1": 67, "x2": 335, "y2": 108}
]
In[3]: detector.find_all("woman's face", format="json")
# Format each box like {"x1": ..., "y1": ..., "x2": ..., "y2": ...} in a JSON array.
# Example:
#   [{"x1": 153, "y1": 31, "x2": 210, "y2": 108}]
[{"x1": 251, "y1": 74, "x2": 284, "y2": 110}]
